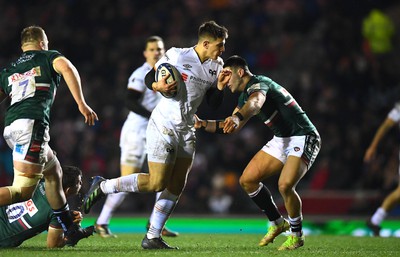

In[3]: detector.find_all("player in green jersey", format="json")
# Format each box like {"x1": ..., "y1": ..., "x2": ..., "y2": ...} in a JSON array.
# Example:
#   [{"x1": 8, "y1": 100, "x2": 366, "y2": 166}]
[
  {"x1": 0, "y1": 25, "x2": 98, "y2": 246},
  {"x1": 195, "y1": 55, "x2": 321, "y2": 251},
  {"x1": 0, "y1": 166, "x2": 93, "y2": 248}
]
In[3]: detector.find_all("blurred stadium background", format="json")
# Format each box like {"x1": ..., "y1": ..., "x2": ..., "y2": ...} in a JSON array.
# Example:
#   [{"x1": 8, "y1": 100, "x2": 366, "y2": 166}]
[{"x1": 1, "y1": 0, "x2": 400, "y2": 234}]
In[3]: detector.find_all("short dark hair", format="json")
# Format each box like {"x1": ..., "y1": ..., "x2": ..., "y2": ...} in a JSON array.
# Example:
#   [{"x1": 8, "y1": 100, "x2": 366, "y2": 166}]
[
  {"x1": 21, "y1": 25, "x2": 45, "y2": 46},
  {"x1": 62, "y1": 166, "x2": 82, "y2": 189},
  {"x1": 145, "y1": 35, "x2": 163, "y2": 50},
  {"x1": 223, "y1": 55, "x2": 249, "y2": 69},
  {"x1": 198, "y1": 21, "x2": 228, "y2": 41}
]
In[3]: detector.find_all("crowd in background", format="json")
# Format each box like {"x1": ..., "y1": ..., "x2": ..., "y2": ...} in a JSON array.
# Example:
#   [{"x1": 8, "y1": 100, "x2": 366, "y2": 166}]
[{"x1": 1, "y1": 0, "x2": 400, "y2": 215}]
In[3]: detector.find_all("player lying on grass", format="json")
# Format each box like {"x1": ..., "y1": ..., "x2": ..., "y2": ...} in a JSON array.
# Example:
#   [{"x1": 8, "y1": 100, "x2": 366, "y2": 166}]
[
  {"x1": 0, "y1": 166, "x2": 93, "y2": 248},
  {"x1": 195, "y1": 55, "x2": 321, "y2": 251}
]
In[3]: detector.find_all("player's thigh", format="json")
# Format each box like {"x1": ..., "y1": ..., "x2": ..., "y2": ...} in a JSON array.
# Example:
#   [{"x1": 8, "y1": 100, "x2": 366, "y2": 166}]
[
  {"x1": 242, "y1": 150, "x2": 284, "y2": 183},
  {"x1": 120, "y1": 164, "x2": 141, "y2": 176},
  {"x1": 120, "y1": 123, "x2": 147, "y2": 174},
  {"x1": 4, "y1": 119, "x2": 49, "y2": 174},
  {"x1": 147, "y1": 161, "x2": 175, "y2": 190},
  {"x1": 279, "y1": 156, "x2": 307, "y2": 188},
  {"x1": 279, "y1": 131, "x2": 321, "y2": 188}
]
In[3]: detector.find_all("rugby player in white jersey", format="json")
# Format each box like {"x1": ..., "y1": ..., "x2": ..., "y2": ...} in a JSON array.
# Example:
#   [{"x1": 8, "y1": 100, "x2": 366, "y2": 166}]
[
  {"x1": 94, "y1": 36, "x2": 178, "y2": 238},
  {"x1": 82, "y1": 21, "x2": 229, "y2": 249},
  {"x1": 365, "y1": 101, "x2": 400, "y2": 236}
]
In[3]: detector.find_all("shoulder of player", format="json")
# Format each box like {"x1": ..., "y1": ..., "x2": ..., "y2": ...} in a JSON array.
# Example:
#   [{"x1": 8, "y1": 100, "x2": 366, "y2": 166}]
[
  {"x1": 44, "y1": 50, "x2": 64, "y2": 61},
  {"x1": 129, "y1": 62, "x2": 150, "y2": 78}
]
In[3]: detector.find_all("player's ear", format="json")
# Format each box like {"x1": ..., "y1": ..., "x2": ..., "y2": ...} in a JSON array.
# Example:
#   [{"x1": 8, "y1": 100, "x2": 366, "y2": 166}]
[
  {"x1": 238, "y1": 68, "x2": 245, "y2": 77},
  {"x1": 203, "y1": 40, "x2": 209, "y2": 49}
]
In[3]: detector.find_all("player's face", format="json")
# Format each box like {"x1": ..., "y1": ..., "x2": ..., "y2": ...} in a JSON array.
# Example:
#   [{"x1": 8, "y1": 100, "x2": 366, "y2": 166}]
[
  {"x1": 144, "y1": 41, "x2": 165, "y2": 66},
  {"x1": 66, "y1": 175, "x2": 82, "y2": 196},
  {"x1": 225, "y1": 67, "x2": 243, "y2": 93},
  {"x1": 207, "y1": 38, "x2": 226, "y2": 60}
]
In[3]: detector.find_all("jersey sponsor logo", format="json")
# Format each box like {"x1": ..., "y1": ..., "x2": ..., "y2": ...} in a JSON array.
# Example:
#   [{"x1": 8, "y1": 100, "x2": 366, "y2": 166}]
[
  {"x1": 15, "y1": 53, "x2": 35, "y2": 65},
  {"x1": 6, "y1": 199, "x2": 38, "y2": 223},
  {"x1": 294, "y1": 147, "x2": 300, "y2": 152},
  {"x1": 189, "y1": 76, "x2": 213, "y2": 87},
  {"x1": 183, "y1": 64, "x2": 192, "y2": 70},
  {"x1": 8, "y1": 66, "x2": 41, "y2": 84}
]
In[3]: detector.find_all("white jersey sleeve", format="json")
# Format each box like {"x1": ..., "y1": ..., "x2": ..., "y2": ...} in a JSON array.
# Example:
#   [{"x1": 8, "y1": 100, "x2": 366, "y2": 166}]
[{"x1": 388, "y1": 101, "x2": 400, "y2": 123}]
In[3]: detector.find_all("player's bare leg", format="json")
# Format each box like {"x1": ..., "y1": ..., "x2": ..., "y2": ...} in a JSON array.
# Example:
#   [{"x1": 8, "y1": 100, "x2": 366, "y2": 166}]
[
  {"x1": 368, "y1": 184, "x2": 400, "y2": 236},
  {"x1": 240, "y1": 151, "x2": 289, "y2": 246},
  {"x1": 277, "y1": 156, "x2": 307, "y2": 250}
]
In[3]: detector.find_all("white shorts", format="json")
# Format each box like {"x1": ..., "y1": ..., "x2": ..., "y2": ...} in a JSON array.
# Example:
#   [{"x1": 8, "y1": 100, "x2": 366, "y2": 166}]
[
  {"x1": 146, "y1": 118, "x2": 196, "y2": 164},
  {"x1": 119, "y1": 118, "x2": 148, "y2": 168},
  {"x1": 262, "y1": 130, "x2": 321, "y2": 169},
  {"x1": 3, "y1": 119, "x2": 50, "y2": 165}
]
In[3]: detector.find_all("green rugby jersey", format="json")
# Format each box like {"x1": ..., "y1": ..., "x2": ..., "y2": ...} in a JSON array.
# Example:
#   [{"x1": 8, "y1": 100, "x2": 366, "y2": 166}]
[
  {"x1": 0, "y1": 50, "x2": 63, "y2": 126},
  {"x1": 0, "y1": 182, "x2": 60, "y2": 247},
  {"x1": 238, "y1": 75, "x2": 315, "y2": 137}
]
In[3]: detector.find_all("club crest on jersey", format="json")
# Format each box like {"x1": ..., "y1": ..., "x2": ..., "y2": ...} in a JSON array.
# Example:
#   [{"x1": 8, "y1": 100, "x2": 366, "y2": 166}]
[
  {"x1": 209, "y1": 69, "x2": 217, "y2": 76},
  {"x1": 294, "y1": 147, "x2": 300, "y2": 152}
]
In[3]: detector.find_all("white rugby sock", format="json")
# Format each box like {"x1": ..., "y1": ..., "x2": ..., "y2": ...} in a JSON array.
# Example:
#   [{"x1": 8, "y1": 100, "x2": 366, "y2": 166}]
[
  {"x1": 100, "y1": 174, "x2": 140, "y2": 194},
  {"x1": 288, "y1": 215, "x2": 303, "y2": 236},
  {"x1": 96, "y1": 192, "x2": 128, "y2": 225},
  {"x1": 270, "y1": 217, "x2": 284, "y2": 226},
  {"x1": 147, "y1": 189, "x2": 179, "y2": 239},
  {"x1": 371, "y1": 207, "x2": 387, "y2": 225}
]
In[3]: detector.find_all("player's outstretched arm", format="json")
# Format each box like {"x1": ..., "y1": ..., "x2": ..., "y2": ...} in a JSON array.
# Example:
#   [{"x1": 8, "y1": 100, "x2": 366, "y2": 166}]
[
  {"x1": 364, "y1": 118, "x2": 396, "y2": 162},
  {"x1": 53, "y1": 56, "x2": 98, "y2": 125},
  {"x1": 194, "y1": 114, "x2": 225, "y2": 134}
]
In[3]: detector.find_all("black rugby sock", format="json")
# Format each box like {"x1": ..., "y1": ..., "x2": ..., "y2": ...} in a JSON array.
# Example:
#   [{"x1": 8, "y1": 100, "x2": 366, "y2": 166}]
[{"x1": 249, "y1": 184, "x2": 281, "y2": 221}]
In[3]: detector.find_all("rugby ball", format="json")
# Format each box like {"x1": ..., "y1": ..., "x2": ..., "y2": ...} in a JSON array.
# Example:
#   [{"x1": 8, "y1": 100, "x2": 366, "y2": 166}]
[{"x1": 155, "y1": 63, "x2": 181, "y2": 98}]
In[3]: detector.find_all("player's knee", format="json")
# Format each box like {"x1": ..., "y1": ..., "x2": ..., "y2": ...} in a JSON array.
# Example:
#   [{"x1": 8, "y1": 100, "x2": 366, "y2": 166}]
[
  {"x1": 278, "y1": 181, "x2": 294, "y2": 196},
  {"x1": 6, "y1": 169, "x2": 42, "y2": 202},
  {"x1": 239, "y1": 175, "x2": 255, "y2": 192}
]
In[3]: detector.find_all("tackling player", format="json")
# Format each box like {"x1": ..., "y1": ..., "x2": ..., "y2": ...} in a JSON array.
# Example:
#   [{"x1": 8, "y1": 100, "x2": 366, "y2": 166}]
[
  {"x1": 195, "y1": 55, "x2": 321, "y2": 251},
  {"x1": 0, "y1": 166, "x2": 93, "y2": 248},
  {"x1": 82, "y1": 20, "x2": 228, "y2": 249},
  {"x1": 94, "y1": 36, "x2": 178, "y2": 238}
]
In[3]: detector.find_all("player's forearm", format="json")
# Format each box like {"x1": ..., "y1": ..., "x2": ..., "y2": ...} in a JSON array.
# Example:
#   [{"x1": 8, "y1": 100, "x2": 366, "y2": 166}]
[
  {"x1": 369, "y1": 119, "x2": 395, "y2": 149},
  {"x1": 198, "y1": 119, "x2": 225, "y2": 133},
  {"x1": 63, "y1": 67, "x2": 87, "y2": 107}
]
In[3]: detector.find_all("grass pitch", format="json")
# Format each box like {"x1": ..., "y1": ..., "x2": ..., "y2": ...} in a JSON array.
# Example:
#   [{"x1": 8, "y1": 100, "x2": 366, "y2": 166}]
[{"x1": 1, "y1": 233, "x2": 399, "y2": 257}]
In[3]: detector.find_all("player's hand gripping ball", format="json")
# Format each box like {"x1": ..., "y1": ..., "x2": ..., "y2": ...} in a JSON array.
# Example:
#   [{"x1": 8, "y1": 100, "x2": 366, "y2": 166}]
[{"x1": 155, "y1": 63, "x2": 181, "y2": 98}]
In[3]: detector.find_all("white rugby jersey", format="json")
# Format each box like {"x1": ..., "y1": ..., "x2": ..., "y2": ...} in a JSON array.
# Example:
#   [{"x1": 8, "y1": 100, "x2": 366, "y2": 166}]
[
  {"x1": 388, "y1": 101, "x2": 400, "y2": 125},
  {"x1": 152, "y1": 47, "x2": 223, "y2": 130},
  {"x1": 126, "y1": 62, "x2": 161, "y2": 123}
]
